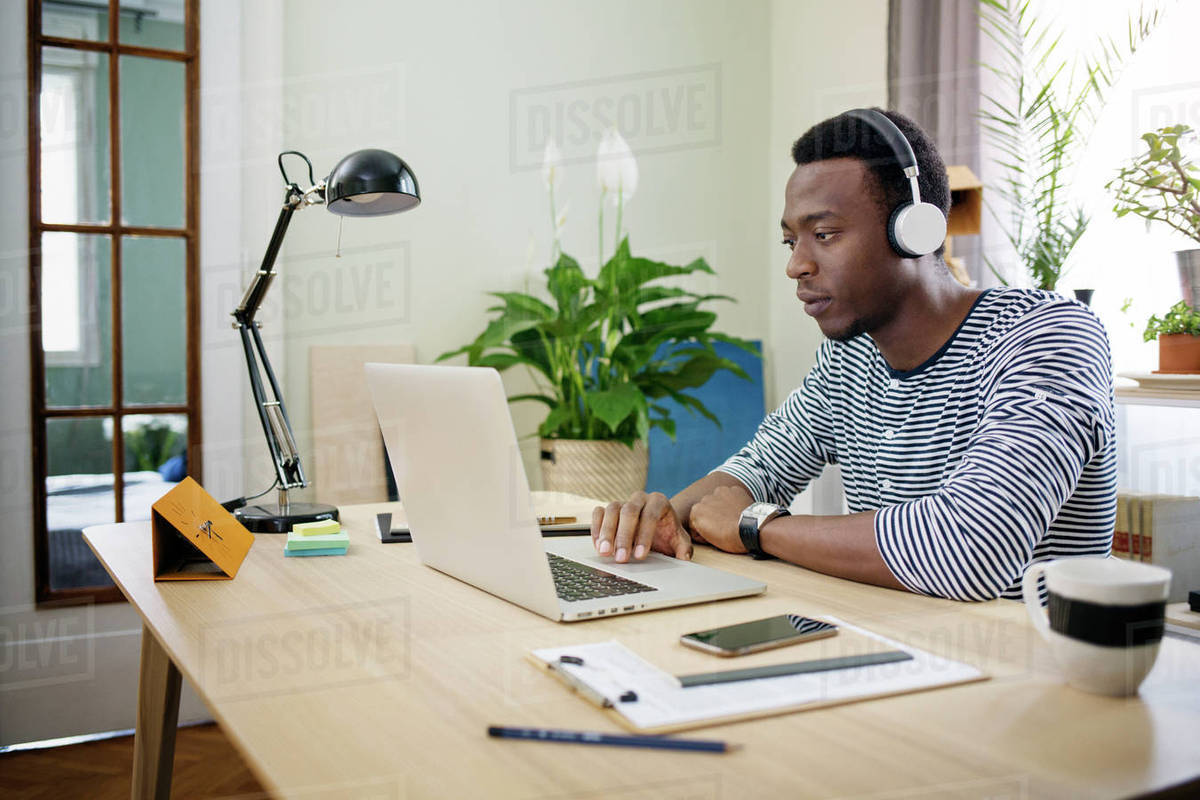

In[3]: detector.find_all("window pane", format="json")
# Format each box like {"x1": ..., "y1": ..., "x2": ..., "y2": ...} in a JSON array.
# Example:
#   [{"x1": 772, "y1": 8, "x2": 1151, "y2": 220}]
[
  {"x1": 46, "y1": 417, "x2": 116, "y2": 591},
  {"x1": 43, "y1": 3, "x2": 108, "y2": 43},
  {"x1": 123, "y1": 414, "x2": 187, "y2": 522},
  {"x1": 43, "y1": 232, "x2": 113, "y2": 408},
  {"x1": 119, "y1": 0, "x2": 185, "y2": 52},
  {"x1": 119, "y1": 55, "x2": 185, "y2": 228},
  {"x1": 40, "y1": 48, "x2": 111, "y2": 225},
  {"x1": 122, "y1": 236, "x2": 186, "y2": 405}
]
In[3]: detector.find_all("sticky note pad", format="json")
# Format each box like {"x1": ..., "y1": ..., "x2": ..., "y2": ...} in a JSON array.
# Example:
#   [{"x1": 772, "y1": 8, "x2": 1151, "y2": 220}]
[
  {"x1": 285, "y1": 531, "x2": 349, "y2": 551},
  {"x1": 293, "y1": 519, "x2": 341, "y2": 537},
  {"x1": 284, "y1": 546, "x2": 348, "y2": 557}
]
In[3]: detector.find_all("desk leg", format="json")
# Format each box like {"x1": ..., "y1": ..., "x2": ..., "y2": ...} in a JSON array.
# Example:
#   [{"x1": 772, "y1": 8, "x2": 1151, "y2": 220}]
[{"x1": 132, "y1": 623, "x2": 182, "y2": 800}]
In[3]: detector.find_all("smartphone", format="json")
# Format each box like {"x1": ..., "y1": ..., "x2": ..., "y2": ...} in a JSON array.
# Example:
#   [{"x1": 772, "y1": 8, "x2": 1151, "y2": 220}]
[{"x1": 680, "y1": 614, "x2": 838, "y2": 656}]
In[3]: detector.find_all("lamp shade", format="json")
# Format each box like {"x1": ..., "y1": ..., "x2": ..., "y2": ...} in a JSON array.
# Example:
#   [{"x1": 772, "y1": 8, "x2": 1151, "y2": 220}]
[{"x1": 325, "y1": 148, "x2": 420, "y2": 217}]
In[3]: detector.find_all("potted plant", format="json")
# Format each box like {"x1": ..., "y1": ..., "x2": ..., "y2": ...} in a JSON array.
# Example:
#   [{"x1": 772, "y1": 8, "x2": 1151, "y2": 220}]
[
  {"x1": 977, "y1": 0, "x2": 1160, "y2": 291},
  {"x1": 1142, "y1": 301, "x2": 1200, "y2": 373},
  {"x1": 1109, "y1": 122, "x2": 1200, "y2": 302},
  {"x1": 438, "y1": 130, "x2": 757, "y2": 501}
]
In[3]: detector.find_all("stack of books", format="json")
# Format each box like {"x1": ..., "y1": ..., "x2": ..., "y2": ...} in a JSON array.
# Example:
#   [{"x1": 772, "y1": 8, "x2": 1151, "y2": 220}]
[
  {"x1": 1113, "y1": 491, "x2": 1200, "y2": 602},
  {"x1": 284, "y1": 518, "x2": 349, "y2": 558}
]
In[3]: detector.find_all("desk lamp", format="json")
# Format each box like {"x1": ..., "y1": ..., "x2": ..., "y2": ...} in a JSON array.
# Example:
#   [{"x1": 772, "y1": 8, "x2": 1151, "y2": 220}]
[{"x1": 231, "y1": 148, "x2": 420, "y2": 532}]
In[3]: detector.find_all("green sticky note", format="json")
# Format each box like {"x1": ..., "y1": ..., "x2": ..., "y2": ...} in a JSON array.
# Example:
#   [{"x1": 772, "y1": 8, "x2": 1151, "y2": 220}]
[
  {"x1": 283, "y1": 546, "x2": 348, "y2": 557},
  {"x1": 293, "y1": 519, "x2": 341, "y2": 537},
  {"x1": 286, "y1": 531, "x2": 349, "y2": 550}
]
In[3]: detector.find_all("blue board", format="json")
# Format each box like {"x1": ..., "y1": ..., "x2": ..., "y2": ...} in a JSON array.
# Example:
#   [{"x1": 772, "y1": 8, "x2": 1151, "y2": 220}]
[{"x1": 645, "y1": 340, "x2": 765, "y2": 497}]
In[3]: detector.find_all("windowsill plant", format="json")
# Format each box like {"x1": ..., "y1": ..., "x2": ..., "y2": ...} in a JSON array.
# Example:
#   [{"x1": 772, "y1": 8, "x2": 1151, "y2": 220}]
[{"x1": 1109, "y1": 124, "x2": 1200, "y2": 373}]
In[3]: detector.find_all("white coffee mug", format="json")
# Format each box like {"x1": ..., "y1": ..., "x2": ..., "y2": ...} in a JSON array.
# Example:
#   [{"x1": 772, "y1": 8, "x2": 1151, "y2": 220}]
[{"x1": 1023, "y1": 557, "x2": 1171, "y2": 696}]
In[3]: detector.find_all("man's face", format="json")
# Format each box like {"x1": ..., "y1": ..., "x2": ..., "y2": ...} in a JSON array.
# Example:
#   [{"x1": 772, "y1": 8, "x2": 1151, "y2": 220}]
[{"x1": 781, "y1": 158, "x2": 904, "y2": 341}]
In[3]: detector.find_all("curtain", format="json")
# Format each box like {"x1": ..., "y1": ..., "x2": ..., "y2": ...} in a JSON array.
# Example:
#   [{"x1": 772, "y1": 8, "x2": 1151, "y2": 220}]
[{"x1": 887, "y1": 0, "x2": 984, "y2": 284}]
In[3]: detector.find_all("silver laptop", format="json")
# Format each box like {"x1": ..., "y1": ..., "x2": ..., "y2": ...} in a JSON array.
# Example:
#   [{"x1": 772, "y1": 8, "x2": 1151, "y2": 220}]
[{"x1": 364, "y1": 363, "x2": 765, "y2": 622}]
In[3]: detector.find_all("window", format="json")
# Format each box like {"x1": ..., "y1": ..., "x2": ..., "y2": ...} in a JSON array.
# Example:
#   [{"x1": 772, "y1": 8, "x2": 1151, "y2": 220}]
[
  {"x1": 983, "y1": 0, "x2": 1197, "y2": 374},
  {"x1": 980, "y1": 0, "x2": 1200, "y2": 499},
  {"x1": 29, "y1": 0, "x2": 200, "y2": 604}
]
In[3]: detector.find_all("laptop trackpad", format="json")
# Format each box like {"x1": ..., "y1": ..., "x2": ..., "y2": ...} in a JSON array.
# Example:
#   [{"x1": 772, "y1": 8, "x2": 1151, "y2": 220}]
[{"x1": 546, "y1": 539, "x2": 680, "y2": 574}]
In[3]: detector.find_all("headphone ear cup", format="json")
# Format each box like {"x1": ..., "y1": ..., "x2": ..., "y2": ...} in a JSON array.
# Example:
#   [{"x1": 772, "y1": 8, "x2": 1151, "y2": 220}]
[
  {"x1": 887, "y1": 203, "x2": 916, "y2": 258},
  {"x1": 890, "y1": 201, "x2": 947, "y2": 258}
]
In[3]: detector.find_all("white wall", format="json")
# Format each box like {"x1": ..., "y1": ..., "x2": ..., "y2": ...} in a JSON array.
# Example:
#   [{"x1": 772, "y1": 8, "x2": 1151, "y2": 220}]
[
  {"x1": 0, "y1": 0, "x2": 887, "y2": 744},
  {"x1": 767, "y1": 0, "x2": 888, "y2": 514},
  {"x1": 274, "y1": 0, "x2": 775, "y2": 489}
]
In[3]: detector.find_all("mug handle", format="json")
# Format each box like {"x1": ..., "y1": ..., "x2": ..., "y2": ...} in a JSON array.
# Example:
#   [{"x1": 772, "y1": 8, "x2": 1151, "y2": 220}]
[{"x1": 1022, "y1": 562, "x2": 1051, "y2": 643}]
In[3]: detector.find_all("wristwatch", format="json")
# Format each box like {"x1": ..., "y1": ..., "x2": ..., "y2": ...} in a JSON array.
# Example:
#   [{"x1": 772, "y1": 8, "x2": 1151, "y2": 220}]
[{"x1": 738, "y1": 502, "x2": 789, "y2": 560}]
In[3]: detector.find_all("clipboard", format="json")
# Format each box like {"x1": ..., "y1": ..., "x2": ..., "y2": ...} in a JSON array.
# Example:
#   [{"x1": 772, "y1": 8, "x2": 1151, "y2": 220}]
[
  {"x1": 527, "y1": 617, "x2": 987, "y2": 733},
  {"x1": 151, "y1": 477, "x2": 255, "y2": 581}
]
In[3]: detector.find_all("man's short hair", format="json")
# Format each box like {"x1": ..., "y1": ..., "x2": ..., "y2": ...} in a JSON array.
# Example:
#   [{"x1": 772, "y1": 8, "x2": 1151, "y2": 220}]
[{"x1": 791, "y1": 108, "x2": 950, "y2": 256}]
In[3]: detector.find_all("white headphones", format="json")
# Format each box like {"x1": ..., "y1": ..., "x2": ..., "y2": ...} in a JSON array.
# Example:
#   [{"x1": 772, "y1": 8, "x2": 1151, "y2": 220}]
[{"x1": 845, "y1": 109, "x2": 947, "y2": 258}]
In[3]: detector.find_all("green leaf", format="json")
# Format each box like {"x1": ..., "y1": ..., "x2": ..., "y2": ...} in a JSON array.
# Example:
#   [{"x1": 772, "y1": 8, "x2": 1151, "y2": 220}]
[
  {"x1": 508, "y1": 393, "x2": 556, "y2": 408},
  {"x1": 650, "y1": 416, "x2": 677, "y2": 441},
  {"x1": 585, "y1": 384, "x2": 641, "y2": 432},
  {"x1": 545, "y1": 252, "x2": 588, "y2": 314},
  {"x1": 472, "y1": 352, "x2": 530, "y2": 371},
  {"x1": 538, "y1": 405, "x2": 572, "y2": 438},
  {"x1": 486, "y1": 291, "x2": 555, "y2": 320}
]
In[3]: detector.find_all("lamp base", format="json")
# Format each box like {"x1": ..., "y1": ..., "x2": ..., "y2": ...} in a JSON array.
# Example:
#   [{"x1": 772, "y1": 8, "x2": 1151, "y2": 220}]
[{"x1": 235, "y1": 502, "x2": 339, "y2": 534}]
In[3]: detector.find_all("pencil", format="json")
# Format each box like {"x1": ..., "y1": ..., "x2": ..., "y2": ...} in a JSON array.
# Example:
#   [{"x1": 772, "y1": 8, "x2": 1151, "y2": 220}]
[
  {"x1": 486, "y1": 725, "x2": 739, "y2": 753},
  {"x1": 537, "y1": 515, "x2": 578, "y2": 525}
]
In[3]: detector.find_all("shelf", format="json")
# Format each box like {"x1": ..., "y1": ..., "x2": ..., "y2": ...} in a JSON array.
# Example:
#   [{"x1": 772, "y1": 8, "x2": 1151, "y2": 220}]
[{"x1": 1115, "y1": 385, "x2": 1200, "y2": 408}]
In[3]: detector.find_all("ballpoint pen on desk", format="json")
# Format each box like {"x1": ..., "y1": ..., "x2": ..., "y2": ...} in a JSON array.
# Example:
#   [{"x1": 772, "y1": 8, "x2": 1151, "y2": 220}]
[
  {"x1": 545, "y1": 658, "x2": 614, "y2": 708},
  {"x1": 487, "y1": 726, "x2": 740, "y2": 753}
]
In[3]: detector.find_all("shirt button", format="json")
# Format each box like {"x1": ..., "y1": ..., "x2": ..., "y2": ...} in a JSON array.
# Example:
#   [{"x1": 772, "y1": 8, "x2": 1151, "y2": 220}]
[
  {"x1": 889, "y1": 379, "x2": 899, "y2": 389},
  {"x1": 881, "y1": 479, "x2": 892, "y2": 490},
  {"x1": 883, "y1": 429, "x2": 895, "y2": 440}
]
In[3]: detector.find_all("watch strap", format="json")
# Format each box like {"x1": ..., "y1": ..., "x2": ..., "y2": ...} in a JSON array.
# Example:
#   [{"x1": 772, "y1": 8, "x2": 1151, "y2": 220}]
[{"x1": 738, "y1": 505, "x2": 789, "y2": 560}]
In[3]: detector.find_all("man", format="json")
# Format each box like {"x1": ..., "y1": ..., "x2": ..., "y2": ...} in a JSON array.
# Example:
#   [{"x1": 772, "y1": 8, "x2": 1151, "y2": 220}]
[{"x1": 590, "y1": 108, "x2": 1116, "y2": 602}]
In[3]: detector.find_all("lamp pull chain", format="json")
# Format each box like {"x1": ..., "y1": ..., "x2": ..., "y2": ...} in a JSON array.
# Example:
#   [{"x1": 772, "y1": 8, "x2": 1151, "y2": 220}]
[{"x1": 336, "y1": 215, "x2": 343, "y2": 258}]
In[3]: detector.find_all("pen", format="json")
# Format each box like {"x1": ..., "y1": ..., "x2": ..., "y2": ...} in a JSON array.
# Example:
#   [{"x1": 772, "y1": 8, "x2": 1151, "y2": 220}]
[
  {"x1": 546, "y1": 660, "x2": 613, "y2": 708},
  {"x1": 487, "y1": 725, "x2": 739, "y2": 753}
]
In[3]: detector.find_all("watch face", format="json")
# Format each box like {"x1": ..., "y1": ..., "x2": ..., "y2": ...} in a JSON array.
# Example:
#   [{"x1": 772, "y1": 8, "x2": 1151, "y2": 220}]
[{"x1": 747, "y1": 502, "x2": 777, "y2": 517}]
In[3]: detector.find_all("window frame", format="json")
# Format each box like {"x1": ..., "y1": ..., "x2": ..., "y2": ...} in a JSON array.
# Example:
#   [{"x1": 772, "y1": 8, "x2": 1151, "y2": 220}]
[{"x1": 27, "y1": 0, "x2": 202, "y2": 606}]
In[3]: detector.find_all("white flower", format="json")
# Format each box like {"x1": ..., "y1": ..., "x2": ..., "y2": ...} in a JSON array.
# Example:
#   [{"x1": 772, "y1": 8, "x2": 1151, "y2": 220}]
[
  {"x1": 596, "y1": 127, "x2": 637, "y2": 203},
  {"x1": 542, "y1": 139, "x2": 563, "y2": 192}
]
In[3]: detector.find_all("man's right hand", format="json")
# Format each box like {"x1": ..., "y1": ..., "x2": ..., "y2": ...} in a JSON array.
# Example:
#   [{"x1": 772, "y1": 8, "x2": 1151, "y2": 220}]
[{"x1": 591, "y1": 491, "x2": 694, "y2": 563}]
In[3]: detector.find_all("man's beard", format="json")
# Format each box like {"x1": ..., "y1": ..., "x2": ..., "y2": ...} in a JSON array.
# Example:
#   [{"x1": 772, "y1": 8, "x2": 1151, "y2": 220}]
[{"x1": 825, "y1": 307, "x2": 891, "y2": 342}]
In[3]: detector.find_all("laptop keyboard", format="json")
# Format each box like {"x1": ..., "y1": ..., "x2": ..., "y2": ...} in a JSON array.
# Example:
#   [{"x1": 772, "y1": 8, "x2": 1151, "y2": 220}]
[{"x1": 546, "y1": 552, "x2": 658, "y2": 602}]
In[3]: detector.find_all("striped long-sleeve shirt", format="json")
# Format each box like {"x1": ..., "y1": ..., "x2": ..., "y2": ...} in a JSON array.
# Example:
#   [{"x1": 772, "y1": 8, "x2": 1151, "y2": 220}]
[{"x1": 717, "y1": 288, "x2": 1117, "y2": 601}]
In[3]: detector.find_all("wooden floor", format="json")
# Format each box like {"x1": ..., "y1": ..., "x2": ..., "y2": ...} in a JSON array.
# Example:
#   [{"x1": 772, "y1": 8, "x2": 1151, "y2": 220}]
[{"x1": 0, "y1": 723, "x2": 266, "y2": 799}]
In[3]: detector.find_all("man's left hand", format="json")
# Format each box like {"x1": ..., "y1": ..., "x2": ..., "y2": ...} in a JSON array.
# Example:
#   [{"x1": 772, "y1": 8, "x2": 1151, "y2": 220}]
[{"x1": 688, "y1": 485, "x2": 754, "y2": 553}]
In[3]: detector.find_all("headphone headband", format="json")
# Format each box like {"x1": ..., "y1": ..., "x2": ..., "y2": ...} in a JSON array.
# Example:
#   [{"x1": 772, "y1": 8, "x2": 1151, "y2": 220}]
[{"x1": 845, "y1": 108, "x2": 919, "y2": 175}]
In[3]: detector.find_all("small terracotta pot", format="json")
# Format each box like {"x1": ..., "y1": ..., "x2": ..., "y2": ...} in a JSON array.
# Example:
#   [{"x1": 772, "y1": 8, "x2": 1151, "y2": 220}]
[{"x1": 1156, "y1": 333, "x2": 1200, "y2": 374}]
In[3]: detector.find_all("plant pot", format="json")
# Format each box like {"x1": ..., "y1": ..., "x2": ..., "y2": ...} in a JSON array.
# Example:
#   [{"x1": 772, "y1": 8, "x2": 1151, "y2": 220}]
[
  {"x1": 540, "y1": 438, "x2": 648, "y2": 503},
  {"x1": 1177, "y1": 249, "x2": 1200, "y2": 309},
  {"x1": 1073, "y1": 289, "x2": 1094, "y2": 306},
  {"x1": 1156, "y1": 333, "x2": 1200, "y2": 374}
]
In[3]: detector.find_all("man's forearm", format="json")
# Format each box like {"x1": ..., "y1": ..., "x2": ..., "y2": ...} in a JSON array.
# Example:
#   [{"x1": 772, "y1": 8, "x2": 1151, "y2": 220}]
[{"x1": 759, "y1": 510, "x2": 908, "y2": 592}]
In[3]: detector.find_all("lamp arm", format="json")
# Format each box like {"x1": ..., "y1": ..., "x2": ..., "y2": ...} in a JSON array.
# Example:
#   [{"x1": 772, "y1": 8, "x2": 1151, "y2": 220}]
[
  {"x1": 231, "y1": 186, "x2": 310, "y2": 492},
  {"x1": 235, "y1": 185, "x2": 302, "y2": 325}
]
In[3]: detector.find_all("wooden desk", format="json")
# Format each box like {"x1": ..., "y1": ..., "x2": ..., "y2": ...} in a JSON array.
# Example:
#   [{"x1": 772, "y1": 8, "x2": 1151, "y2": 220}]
[
  {"x1": 85, "y1": 504, "x2": 1200, "y2": 800},
  {"x1": 1168, "y1": 602, "x2": 1200, "y2": 632}
]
